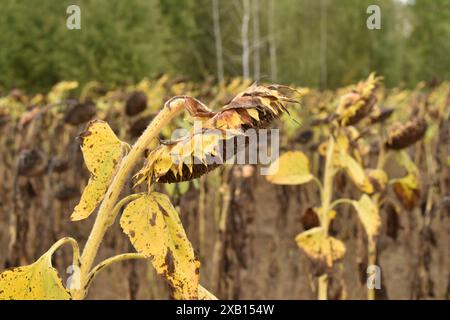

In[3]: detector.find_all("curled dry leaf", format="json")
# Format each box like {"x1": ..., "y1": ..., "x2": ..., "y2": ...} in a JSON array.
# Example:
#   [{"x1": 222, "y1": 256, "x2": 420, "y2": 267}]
[
  {"x1": 393, "y1": 174, "x2": 420, "y2": 210},
  {"x1": 295, "y1": 227, "x2": 346, "y2": 273},
  {"x1": 336, "y1": 73, "x2": 382, "y2": 126},
  {"x1": 0, "y1": 247, "x2": 70, "y2": 300},
  {"x1": 266, "y1": 151, "x2": 313, "y2": 185},
  {"x1": 120, "y1": 192, "x2": 200, "y2": 299},
  {"x1": 385, "y1": 118, "x2": 427, "y2": 150},
  {"x1": 352, "y1": 194, "x2": 381, "y2": 243},
  {"x1": 366, "y1": 169, "x2": 388, "y2": 193},
  {"x1": 71, "y1": 120, "x2": 124, "y2": 221},
  {"x1": 134, "y1": 84, "x2": 301, "y2": 186}
]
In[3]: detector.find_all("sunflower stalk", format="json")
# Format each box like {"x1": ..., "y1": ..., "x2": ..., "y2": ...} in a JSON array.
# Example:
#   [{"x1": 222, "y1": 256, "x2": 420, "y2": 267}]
[{"x1": 72, "y1": 100, "x2": 186, "y2": 299}]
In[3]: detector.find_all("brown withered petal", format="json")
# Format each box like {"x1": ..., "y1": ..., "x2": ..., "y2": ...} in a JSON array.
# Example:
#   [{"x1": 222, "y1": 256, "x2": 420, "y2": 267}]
[
  {"x1": 64, "y1": 101, "x2": 97, "y2": 125},
  {"x1": 385, "y1": 118, "x2": 427, "y2": 150},
  {"x1": 18, "y1": 149, "x2": 47, "y2": 177},
  {"x1": 125, "y1": 91, "x2": 148, "y2": 116}
]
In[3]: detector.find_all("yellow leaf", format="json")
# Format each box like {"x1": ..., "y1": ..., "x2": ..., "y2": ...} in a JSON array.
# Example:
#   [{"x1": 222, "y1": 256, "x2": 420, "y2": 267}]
[
  {"x1": 71, "y1": 120, "x2": 123, "y2": 221},
  {"x1": 352, "y1": 194, "x2": 381, "y2": 242},
  {"x1": 295, "y1": 227, "x2": 346, "y2": 269},
  {"x1": 266, "y1": 151, "x2": 313, "y2": 185},
  {"x1": 120, "y1": 192, "x2": 200, "y2": 299},
  {"x1": 340, "y1": 152, "x2": 373, "y2": 193},
  {"x1": 0, "y1": 248, "x2": 70, "y2": 300}
]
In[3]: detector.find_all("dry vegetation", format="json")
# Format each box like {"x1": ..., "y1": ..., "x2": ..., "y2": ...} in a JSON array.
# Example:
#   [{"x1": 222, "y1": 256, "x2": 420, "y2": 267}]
[{"x1": 0, "y1": 75, "x2": 448, "y2": 299}]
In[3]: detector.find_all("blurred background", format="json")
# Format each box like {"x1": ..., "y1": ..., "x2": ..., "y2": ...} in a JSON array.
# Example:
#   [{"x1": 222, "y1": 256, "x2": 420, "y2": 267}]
[
  {"x1": 0, "y1": 0, "x2": 449, "y2": 93},
  {"x1": 0, "y1": 0, "x2": 448, "y2": 300}
]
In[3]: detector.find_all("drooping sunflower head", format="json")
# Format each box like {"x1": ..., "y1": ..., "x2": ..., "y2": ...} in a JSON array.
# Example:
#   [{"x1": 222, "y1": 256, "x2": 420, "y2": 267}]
[
  {"x1": 133, "y1": 84, "x2": 301, "y2": 187},
  {"x1": 335, "y1": 73, "x2": 383, "y2": 126},
  {"x1": 385, "y1": 118, "x2": 427, "y2": 150}
]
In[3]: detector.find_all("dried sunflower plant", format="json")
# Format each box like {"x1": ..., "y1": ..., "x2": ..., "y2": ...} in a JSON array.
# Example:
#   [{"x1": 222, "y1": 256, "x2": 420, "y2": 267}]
[
  {"x1": 0, "y1": 84, "x2": 300, "y2": 300},
  {"x1": 265, "y1": 74, "x2": 429, "y2": 300}
]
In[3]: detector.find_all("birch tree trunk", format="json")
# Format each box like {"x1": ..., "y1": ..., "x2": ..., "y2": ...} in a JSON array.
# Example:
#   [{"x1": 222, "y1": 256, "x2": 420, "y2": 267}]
[
  {"x1": 268, "y1": 0, "x2": 277, "y2": 82},
  {"x1": 252, "y1": 0, "x2": 261, "y2": 81},
  {"x1": 241, "y1": 0, "x2": 251, "y2": 79},
  {"x1": 212, "y1": 0, "x2": 224, "y2": 82}
]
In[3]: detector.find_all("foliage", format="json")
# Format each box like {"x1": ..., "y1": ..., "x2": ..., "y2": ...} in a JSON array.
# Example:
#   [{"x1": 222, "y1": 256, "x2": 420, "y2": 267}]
[
  {"x1": 0, "y1": 73, "x2": 447, "y2": 300},
  {"x1": 1, "y1": 0, "x2": 449, "y2": 92}
]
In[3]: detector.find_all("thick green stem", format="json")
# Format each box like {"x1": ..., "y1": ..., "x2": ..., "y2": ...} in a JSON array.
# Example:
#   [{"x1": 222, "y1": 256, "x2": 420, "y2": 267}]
[{"x1": 72, "y1": 100, "x2": 185, "y2": 300}]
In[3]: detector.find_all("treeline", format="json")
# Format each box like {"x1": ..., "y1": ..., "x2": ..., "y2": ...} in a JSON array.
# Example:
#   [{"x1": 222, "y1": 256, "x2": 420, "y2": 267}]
[{"x1": 0, "y1": 0, "x2": 449, "y2": 92}]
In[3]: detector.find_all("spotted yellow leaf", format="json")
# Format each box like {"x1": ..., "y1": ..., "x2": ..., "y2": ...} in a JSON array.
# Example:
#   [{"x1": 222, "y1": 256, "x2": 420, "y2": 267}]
[
  {"x1": 0, "y1": 247, "x2": 70, "y2": 300},
  {"x1": 352, "y1": 194, "x2": 381, "y2": 242},
  {"x1": 120, "y1": 192, "x2": 200, "y2": 299},
  {"x1": 71, "y1": 120, "x2": 124, "y2": 221},
  {"x1": 266, "y1": 151, "x2": 313, "y2": 185},
  {"x1": 295, "y1": 227, "x2": 346, "y2": 270}
]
